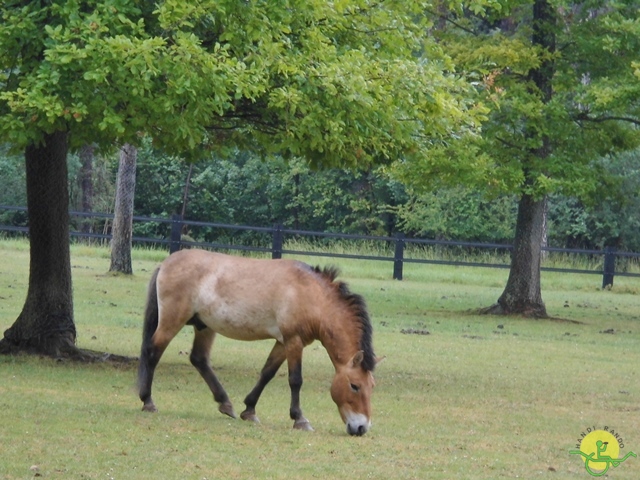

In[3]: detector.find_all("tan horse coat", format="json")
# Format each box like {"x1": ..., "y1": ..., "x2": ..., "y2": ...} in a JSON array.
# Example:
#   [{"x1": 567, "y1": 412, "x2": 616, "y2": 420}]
[{"x1": 138, "y1": 249, "x2": 378, "y2": 435}]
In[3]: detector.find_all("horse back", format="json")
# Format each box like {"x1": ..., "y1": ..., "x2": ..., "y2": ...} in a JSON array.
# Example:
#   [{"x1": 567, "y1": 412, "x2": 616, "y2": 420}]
[{"x1": 155, "y1": 250, "x2": 325, "y2": 342}]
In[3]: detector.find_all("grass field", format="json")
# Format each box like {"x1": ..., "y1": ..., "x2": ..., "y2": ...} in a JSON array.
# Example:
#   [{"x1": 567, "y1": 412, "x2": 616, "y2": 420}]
[{"x1": 0, "y1": 239, "x2": 639, "y2": 479}]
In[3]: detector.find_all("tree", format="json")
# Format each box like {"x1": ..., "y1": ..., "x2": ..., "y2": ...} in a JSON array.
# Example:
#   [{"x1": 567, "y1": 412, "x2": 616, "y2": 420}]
[
  {"x1": 109, "y1": 143, "x2": 137, "y2": 274},
  {"x1": 0, "y1": 1, "x2": 481, "y2": 356},
  {"x1": 395, "y1": 0, "x2": 640, "y2": 317},
  {"x1": 0, "y1": 2, "x2": 161, "y2": 355},
  {"x1": 489, "y1": 0, "x2": 556, "y2": 317}
]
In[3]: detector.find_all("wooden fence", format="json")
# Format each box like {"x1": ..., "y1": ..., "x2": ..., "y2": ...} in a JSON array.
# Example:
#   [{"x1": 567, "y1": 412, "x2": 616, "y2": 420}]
[{"x1": 1, "y1": 205, "x2": 639, "y2": 288}]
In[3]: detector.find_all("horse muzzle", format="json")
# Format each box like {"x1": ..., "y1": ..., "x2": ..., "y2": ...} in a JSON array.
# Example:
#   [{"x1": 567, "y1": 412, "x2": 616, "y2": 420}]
[{"x1": 345, "y1": 413, "x2": 371, "y2": 436}]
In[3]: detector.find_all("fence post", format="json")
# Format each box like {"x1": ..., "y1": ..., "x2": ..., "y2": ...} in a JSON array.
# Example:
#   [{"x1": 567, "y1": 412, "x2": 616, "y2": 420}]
[
  {"x1": 272, "y1": 224, "x2": 284, "y2": 259},
  {"x1": 393, "y1": 233, "x2": 405, "y2": 280},
  {"x1": 602, "y1": 246, "x2": 616, "y2": 289},
  {"x1": 169, "y1": 214, "x2": 183, "y2": 254}
]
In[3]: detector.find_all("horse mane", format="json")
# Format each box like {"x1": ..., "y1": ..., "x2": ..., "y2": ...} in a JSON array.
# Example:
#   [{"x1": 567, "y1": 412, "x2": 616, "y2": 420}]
[
  {"x1": 312, "y1": 266, "x2": 376, "y2": 372},
  {"x1": 311, "y1": 265, "x2": 340, "y2": 282}
]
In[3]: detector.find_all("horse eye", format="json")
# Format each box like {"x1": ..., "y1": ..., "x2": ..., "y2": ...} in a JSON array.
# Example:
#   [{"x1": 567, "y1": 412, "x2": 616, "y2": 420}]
[{"x1": 350, "y1": 383, "x2": 360, "y2": 393}]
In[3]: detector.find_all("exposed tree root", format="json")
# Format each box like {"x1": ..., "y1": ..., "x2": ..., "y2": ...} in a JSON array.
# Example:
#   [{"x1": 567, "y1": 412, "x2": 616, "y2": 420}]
[
  {"x1": 477, "y1": 303, "x2": 507, "y2": 316},
  {"x1": 58, "y1": 345, "x2": 137, "y2": 364},
  {"x1": 476, "y1": 304, "x2": 584, "y2": 324},
  {"x1": 0, "y1": 338, "x2": 136, "y2": 364},
  {"x1": 477, "y1": 303, "x2": 549, "y2": 319}
]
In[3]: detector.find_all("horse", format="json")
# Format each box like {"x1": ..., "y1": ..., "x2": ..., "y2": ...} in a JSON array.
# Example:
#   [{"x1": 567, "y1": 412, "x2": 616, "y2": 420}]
[{"x1": 137, "y1": 249, "x2": 380, "y2": 435}]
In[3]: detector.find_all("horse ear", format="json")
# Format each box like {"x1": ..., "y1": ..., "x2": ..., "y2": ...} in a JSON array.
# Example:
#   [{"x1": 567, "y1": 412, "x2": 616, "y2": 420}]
[
  {"x1": 350, "y1": 351, "x2": 364, "y2": 368},
  {"x1": 375, "y1": 355, "x2": 386, "y2": 366}
]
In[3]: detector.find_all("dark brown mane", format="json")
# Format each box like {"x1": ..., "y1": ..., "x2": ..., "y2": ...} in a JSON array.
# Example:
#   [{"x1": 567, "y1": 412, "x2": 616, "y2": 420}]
[
  {"x1": 311, "y1": 265, "x2": 340, "y2": 282},
  {"x1": 312, "y1": 266, "x2": 376, "y2": 372}
]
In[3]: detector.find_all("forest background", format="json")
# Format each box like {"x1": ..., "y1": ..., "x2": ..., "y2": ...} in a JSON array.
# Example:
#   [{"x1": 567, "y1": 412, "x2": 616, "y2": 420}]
[{"x1": 1, "y1": 141, "x2": 639, "y2": 252}]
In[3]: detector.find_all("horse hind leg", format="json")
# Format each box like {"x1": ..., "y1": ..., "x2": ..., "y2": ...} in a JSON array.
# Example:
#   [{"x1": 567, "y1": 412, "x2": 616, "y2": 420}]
[
  {"x1": 139, "y1": 316, "x2": 188, "y2": 412},
  {"x1": 241, "y1": 341, "x2": 287, "y2": 423},
  {"x1": 138, "y1": 340, "x2": 165, "y2": 412},
  {"x1": 190, "y1": 327, "x2": 236, "y2": 419},
  {"x1": 138, "y1": 268, "x2": 164, "y2": 413}
]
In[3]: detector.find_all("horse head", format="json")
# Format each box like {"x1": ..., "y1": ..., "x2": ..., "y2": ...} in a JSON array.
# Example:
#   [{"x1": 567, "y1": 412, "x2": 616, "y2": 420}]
[{"x1": 330, "y1": 350, "x2": 379, "y2": 436}]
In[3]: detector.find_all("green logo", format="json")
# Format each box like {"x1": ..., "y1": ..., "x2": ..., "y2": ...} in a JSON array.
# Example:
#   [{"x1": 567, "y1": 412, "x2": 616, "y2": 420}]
[{"x1": 570, "y1": 427, "x2": 636, "y2": 476}]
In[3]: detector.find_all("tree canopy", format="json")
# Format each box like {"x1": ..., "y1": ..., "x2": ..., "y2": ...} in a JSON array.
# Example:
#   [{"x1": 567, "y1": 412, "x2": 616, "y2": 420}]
[
  {"x1": 1, "y1": 0, "x2": 484, "y2": 164},
  {"x1": 395, "y1": 0, "x2": 640, "y2": 199}
]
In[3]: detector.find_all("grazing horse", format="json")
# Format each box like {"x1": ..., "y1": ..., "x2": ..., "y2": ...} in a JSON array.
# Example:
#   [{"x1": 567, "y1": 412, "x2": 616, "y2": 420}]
[{"x1": 137, "y1": 249, "x2": 380, "y2": 435}]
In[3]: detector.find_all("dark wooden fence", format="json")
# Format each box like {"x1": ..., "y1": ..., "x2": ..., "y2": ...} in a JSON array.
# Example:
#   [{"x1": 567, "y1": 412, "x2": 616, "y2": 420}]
[{"x1": 1, "y1": 205, "x2": 639, "y2": 288}]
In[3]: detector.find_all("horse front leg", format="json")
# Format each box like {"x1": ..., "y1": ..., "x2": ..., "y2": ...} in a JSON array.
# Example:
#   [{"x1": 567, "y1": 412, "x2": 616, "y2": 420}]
[
  {"x1": 190, "y1": 328, "x2": 236, "y2": 419},
  {"x1": 286, "y1": 339, "x2": 313, "y2": 431},
  {"x1": 241, "y1": 341, "x2": 286, "y2": 423}
]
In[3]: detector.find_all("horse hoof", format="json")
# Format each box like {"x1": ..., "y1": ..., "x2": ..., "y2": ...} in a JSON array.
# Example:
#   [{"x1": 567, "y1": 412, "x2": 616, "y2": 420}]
[
  {"x1": 293, "y1": 420, "x2": 314, "y2": 431},
  {"x1": 219, "y1": 402, "x2": 237, "y2": 419},
  {"x1": 240, "y1": 411, "x2": 261, "y2": 423},
  {"x1": 142, "y1": 404, "x2": 158, "y2": 413}
]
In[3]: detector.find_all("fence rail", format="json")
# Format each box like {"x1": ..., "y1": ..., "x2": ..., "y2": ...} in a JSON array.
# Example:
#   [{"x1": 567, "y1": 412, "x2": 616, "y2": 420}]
[{"x1": 1, "y1": 205, "x2": 639, "y2": 287}]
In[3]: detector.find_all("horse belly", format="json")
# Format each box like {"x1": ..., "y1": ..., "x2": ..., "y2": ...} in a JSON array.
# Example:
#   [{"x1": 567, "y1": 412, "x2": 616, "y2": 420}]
[{"x1": 198, "y1": 304, "x2": 283, "y2": 342}]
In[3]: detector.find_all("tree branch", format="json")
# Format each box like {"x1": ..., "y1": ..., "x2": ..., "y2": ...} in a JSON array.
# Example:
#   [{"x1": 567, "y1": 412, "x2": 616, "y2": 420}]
[
  {"x1": 495, "y1": 135, "x2": 524, "y2": 150},
  {"x1": 574, "y1": 113, "x2": 640, "y2": 127},
  {"x1": 423, "y1": 8, "x2": 478, "y2": 36}
]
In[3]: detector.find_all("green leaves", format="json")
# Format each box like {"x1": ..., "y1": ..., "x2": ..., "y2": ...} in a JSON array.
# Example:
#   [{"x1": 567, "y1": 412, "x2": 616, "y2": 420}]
[
  {"x1": 416, "y1": 0, "x2": 640, "y2": 201},
  {"x1": 1, "y1": 0, "x2": 483, "y2": 170}
]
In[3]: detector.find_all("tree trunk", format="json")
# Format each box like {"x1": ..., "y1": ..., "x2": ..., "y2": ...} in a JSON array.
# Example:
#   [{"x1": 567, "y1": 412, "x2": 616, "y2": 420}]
[
  {"x1": 109, "y1": 143, "x2": 137, "y2": 274},
  {"x1": 484, "y1": 194, "x2": 548, "y2": 317},
  {"x1": 0, "y1": 131, "x2": 76, "y2": 355},
  {"x1": 79, "y1": 144, "x2": 95, "y2": 235}
]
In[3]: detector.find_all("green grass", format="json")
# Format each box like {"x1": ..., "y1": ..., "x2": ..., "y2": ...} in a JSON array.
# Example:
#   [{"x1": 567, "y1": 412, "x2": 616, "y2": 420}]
[{"x1": 1, "y1": 239, "x2": 639, "y2": 479}]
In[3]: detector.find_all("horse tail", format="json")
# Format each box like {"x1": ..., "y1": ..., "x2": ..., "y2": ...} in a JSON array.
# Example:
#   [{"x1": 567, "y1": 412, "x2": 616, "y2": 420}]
[{"x1": 138, "y1": 267, "x2": 160, "y2": 390}]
